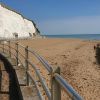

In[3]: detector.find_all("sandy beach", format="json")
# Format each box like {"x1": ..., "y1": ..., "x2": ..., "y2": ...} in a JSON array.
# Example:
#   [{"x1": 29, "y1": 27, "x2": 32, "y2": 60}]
[{"x1": 19, "y1": 38, "x2": 100, "y2": 100}]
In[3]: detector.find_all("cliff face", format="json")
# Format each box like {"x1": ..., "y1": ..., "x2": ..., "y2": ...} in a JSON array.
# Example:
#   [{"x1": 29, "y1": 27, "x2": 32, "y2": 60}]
[{"x1": 0, "y1": 3, "x2": 40, "y2": 38}]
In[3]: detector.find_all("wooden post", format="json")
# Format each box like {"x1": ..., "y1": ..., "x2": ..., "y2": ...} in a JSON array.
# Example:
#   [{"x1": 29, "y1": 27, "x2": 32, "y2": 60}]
[
  {"x1": 8, "y1": 41, "x2": 11, "y2": 57},
  {"x1": 51, "y1": 67, "x2": 61, "y2": 100},
  {"x1": 15, "y1": 42, "x2": 18, "y2": 65},
  {"x1": 25, "y1": 46, "x2": 29, "y2": 85}
]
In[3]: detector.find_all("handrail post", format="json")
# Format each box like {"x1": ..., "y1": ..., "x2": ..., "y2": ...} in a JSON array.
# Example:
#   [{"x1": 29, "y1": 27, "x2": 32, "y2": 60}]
[
  {"x1": 8, "y1": 41, "x2": 11, "y2": 57},
  {"x1": 25, "y1": 46, "x2": 29, "y2": 85},
  {"x1": 15, "y1": 42, "x2": 18, "y2": 65},
  {"x1": 51, "y1": 67, "x2": 61, "y2": 100}
]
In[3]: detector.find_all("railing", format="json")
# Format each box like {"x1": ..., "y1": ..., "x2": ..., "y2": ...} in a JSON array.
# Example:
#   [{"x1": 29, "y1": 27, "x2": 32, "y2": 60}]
[{"x1": 0, "y1": 40, "x2": 83, "y2": 100}]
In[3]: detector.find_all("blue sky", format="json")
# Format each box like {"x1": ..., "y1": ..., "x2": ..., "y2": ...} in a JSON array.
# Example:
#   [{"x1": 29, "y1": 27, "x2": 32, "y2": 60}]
[{"x1": 1, "y1": 0, "x2": 100, "y2": 35}]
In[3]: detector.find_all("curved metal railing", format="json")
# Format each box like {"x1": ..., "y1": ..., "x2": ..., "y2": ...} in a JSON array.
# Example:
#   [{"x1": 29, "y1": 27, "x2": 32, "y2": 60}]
[{"x1": 0, "y1": 40, "x2": 83, "y2": 100}]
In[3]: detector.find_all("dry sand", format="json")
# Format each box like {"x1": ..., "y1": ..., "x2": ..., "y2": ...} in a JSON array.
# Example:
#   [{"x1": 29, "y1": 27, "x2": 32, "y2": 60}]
[{"x1": 19, "y1": 38, "x2": 100, "y2": 100}]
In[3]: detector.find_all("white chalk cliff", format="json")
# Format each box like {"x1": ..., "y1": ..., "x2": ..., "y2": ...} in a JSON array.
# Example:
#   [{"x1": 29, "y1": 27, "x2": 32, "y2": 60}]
[{"x1": 0, "y1": 3, "x2": 40, "y2": 38}]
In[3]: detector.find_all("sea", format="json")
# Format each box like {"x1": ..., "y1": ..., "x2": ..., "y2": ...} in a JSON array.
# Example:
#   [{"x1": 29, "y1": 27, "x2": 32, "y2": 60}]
[{"x1": 44, "y1": 34, "x2": 100, "y2": 40}]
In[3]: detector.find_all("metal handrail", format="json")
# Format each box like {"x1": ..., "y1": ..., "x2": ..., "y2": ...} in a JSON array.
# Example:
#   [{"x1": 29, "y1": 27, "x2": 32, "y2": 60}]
[
  {"x1": 1, "y1": 42, "x2": 52, "y2": 72},
  {"x1": 28, "y1": 59, "x2": 51, "y2": 100},
  {"x1": 18, "y1": 43, "x2": 25, "y2": 49},
  {"x1": 28, "y1": 48, "x2": 52, "y2": 73},
  {"x1": 17, "y1": 50, "x2": 26, "y2": 59},
  {"x1": 0, "y1": 40, "x2": 83, "y2": 100},
  {"x1": 0, "y1": 43, "x2": 25, "y2": 66},
  {"x1": 7, "y1": 49, "x2": 24, "y2": 68},
  {"x1": 27, "y1": 71, "x2": 44, "y2": 100},
  {"x1": 0, "y1": 47, "x2": 24, "y2": 68},
  {"x1": 54, "y1": 73, "x2": 83, "y2": 100},
  {"x1": 0, "y1": 42, "x2": 15, "y2": 51}
]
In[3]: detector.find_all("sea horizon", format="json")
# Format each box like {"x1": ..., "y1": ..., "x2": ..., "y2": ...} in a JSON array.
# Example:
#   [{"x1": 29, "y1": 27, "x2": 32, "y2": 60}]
[{"x1": 44, "y1": 34, "x2": 100, "y2": 40}]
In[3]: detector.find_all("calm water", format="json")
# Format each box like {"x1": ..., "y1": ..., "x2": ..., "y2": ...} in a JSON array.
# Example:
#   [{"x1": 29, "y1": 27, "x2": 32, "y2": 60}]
[{"x1": 45, "y1": 34, "x2": 100, "y2": 40}]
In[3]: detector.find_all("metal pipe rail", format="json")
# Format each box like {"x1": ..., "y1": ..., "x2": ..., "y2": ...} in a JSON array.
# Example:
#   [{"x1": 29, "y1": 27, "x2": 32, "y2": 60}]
[
  {"x1": 27, "y1": 59, "x2": 51, "y2": 100},
  {"x1": 54, "y1": 74, "x2": 83, "y2": 100},
  {"x1": 3, "y1": 48, "x2": 24, "y2": 68},
  {"x1": 1, "y1": 44, "x2": 25, "y2": 69},
  {"x1": 0, "y1": 40, "x2": 83, "y2": 100},
  {"x1": 5, "y1": 41, "x2": 52, "y2": 73},
  {"x1": 18, "y1": 43, "x2": 25, "y2": 49},
  {"x1": 27, "y1": 71, "x2": 44, "y2": 100},
  {"x1": 28, "y1": 48, "x2": 52, "y2": 73}
]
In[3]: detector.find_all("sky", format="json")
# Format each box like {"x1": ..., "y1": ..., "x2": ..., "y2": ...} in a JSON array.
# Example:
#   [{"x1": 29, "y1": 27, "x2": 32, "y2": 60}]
[{"x1": 1, "y1": 0, "x2": 100, "y2": 35}]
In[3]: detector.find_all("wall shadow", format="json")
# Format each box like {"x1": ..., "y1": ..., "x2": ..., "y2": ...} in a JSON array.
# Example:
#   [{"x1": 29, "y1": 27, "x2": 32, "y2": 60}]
[{"x1": 0, "y1": 54, "x2": 23, "y2": 100}]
